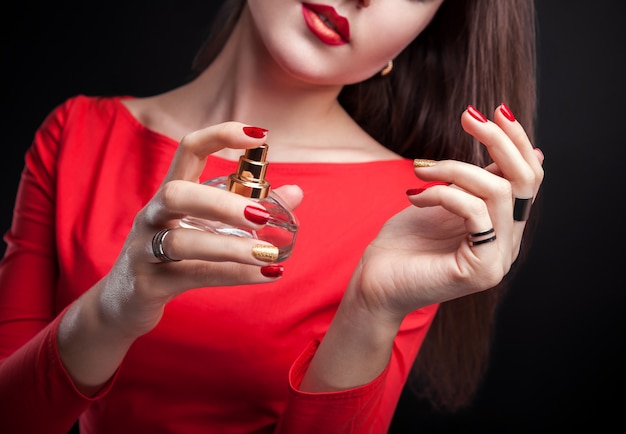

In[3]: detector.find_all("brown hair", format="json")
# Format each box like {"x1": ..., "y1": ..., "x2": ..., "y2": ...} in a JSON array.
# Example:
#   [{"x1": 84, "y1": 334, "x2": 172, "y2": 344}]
[{"x1": 192, "y1": 0, "x2": 538, "y2": 412}]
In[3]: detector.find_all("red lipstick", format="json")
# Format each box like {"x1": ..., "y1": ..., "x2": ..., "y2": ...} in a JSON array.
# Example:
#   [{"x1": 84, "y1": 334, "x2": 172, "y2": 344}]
[{"x1": 302, "y1": 3, "x2": 350, "y2": 46}]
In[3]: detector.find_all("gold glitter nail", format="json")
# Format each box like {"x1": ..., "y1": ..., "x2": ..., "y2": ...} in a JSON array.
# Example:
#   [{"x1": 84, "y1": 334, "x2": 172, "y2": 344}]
[
  {"x1": 413, "y1": 159, "x2": 437, "y2": 168},
  {"x1": 252, "y1": 244, "x2": 279, "y2": 263}
]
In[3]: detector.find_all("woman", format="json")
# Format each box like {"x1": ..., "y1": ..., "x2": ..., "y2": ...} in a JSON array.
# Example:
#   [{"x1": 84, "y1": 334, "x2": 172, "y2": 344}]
[{"x1": 0, "y1": 0, "x2": 543, "y2": 432}]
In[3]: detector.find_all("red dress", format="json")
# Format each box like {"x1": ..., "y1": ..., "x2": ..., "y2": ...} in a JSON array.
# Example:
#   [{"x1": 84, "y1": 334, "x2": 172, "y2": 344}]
[{"x1": 0, "y1": 95, "x2": 437, "y2": 433}]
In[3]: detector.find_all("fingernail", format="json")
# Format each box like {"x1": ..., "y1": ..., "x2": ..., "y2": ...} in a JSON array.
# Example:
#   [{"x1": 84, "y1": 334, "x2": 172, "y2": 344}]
[
  {"x1": 406, "y1": 181, "x2": 450, "y2": 196},
  {"x1": 244, "y1": 205, "x2": 270, "y2": 225},
  {"x1": 261, "y1": 264, "x2": 284, "y2": 278},
  {"x1": 534, "y1": 147, "x2": 544, "y2": 161},
  {"x1": 500, "y1": 103, "x2": 516, "y2": 122},
  {"x1": 413, "y1": 159, "x2": 437, "y2": 168},
  {"x1": 406, "y1": 188, "x2": 427, "y2": 196},
  {"x1": 467, "y1": 105, "x2": 488, "y2": 123},
  {"x1": 252, "y1": 244, "x2": 279, "y2": 263},
  {"x1": 243, "y1": 126, "x2": 268, "y2": 139}
]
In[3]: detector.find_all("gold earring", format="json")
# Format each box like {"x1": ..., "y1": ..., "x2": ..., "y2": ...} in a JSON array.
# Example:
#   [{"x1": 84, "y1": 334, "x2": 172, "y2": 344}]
[{"x1": 380, "y1": 60, "x2": 393, "y2": 77}]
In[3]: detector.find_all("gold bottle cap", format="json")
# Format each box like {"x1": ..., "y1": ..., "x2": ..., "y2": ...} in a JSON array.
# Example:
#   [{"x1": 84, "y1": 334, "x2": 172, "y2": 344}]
[{"x1": 227, "y1": 144, "x2": 270, "y2": 199}]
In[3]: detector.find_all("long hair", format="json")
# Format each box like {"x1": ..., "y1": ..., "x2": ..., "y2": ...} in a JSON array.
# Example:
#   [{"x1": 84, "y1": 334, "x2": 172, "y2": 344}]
[
  {"x1": 192, "y1": 0, "x2": 538, "y2": 412},
  {"x1": 341, "y1": 0, "x2": 538, "y2": 412}
]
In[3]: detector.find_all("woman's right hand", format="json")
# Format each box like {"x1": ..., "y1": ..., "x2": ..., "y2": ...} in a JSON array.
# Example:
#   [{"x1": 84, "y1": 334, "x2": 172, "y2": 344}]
[
  {"x1": 103, "y1": 122, "x2": 303, "y2": 336},
  {"x1": 57, "y1": 122, "x2": 302, "y2": 393}
]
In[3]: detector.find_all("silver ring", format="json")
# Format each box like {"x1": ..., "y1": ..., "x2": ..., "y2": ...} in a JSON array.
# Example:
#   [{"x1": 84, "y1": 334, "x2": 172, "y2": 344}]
[
  {"x1": 152, "y1": 228, "x2": 180, "y2": 262},
  {"x1": 468, "y1": 228, "x2": 497, "y2": 247},
  {"x1": 513, "y1": 197, "x2": 532, "y2": 221}
]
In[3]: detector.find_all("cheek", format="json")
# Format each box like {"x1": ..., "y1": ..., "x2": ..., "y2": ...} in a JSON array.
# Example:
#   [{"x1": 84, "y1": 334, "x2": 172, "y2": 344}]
[
  {"x1": 350, "y1": 31, "x2": 415, "y2": 77},
  {"x1": 358, "y1": 5, "x2": 440, "y2": 59},
  {"x1": 379, "y1": 22, "x2": 430, "y2": 57}
]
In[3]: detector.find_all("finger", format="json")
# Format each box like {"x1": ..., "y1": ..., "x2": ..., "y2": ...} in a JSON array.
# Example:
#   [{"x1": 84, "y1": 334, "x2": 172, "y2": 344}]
[
  {"x1": 149, "y1": 181, "x2": 304, "y2": 232},
  {"x1": 478, "y1": 148, "x2": 544, "y2": 180},
  {"x1": 407, "y1": 185, "x2": 509, "y2": 264},
  {"x1": 147, "y1": 227, "x2": 281, "y2": 266},
  {"x1": 163, "y1": 122, "x2": 269, "y2": 183},
  {"x1": 271, "y1": 185, "x2": 304, "y2": 212},
  {"x1": 461, "y1": 105, "x2": 536, "y2": 199},
  {"x1": 483, "y1": 147, "x2": 544, "y2": 178},
  {"x1": 412, "y1": 160, "x2": 514, "y2": 254},
  {"x1": 493, "y1": 104, "x2": 543, "y2": 175},
  {"x1": 149, "y1": 261, "x2": 284, "y2": 293},
  {"x1": 148, "y1": 180, "x2": 271, "y2": 229},
  {"x1": 533, "y1": 147, "x2": 545, "y2": 165},
  {"x1": 413, "y1": 160, "x2": 513, "y2": 211},
  {"x1": 493, "y1": 104, "x2": 545, "y2": 203}
]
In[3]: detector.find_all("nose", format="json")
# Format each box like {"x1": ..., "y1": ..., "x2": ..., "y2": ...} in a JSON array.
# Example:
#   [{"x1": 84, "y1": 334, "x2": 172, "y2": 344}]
[{"x1": 358, "y1": 0, "x2": 371, "y2": 7}]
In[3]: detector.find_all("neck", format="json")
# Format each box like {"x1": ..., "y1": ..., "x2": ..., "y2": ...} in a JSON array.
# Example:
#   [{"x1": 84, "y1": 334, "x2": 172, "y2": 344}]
[{"x1": 140, "y1": 6, "x2": 399, "y2": 163}]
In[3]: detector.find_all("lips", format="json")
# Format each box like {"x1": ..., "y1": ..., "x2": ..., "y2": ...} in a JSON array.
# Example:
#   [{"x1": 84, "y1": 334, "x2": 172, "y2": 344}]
[{"x1": 302, "y1": 2, "x2": 350, "y2": 46}]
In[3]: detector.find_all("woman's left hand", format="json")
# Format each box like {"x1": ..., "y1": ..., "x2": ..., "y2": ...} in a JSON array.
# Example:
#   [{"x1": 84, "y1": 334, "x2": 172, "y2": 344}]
[{"x1": 353, "y1": 104, "x2": 544, "y2": 322}]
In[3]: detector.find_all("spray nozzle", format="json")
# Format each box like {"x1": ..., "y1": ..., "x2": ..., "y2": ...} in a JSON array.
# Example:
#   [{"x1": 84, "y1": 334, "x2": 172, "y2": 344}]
[{"x1": 227, "y1": 144, "x2": 270, "y2": 199}]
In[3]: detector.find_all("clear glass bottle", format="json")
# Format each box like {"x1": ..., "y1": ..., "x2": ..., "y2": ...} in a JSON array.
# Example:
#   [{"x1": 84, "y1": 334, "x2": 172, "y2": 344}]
[{"x1": 180, "y1": 145, "x2": 298, "y2": 262}]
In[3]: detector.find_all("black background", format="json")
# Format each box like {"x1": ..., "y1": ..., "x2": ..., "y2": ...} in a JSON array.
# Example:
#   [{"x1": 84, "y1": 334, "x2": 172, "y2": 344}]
[{"x1": 2, "y1": 1, "x2": 625, "y2": 433}]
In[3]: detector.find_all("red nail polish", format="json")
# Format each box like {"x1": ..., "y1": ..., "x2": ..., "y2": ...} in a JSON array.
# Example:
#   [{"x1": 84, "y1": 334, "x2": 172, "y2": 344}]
[
  {"x1": 406, "y1": 188, "x2": 426, "y2": 196},
  {"x1": 181, "y1": 145, "x2": 298, "y2": 263},
  {"x1": 244, "y1": 205, "x2": 270, "y2": 225},
  {"x1": 243, "y1": 126, "x2": 268, "y2": 139},
  {"x1": 500, "y1": 103, "x2": 516, "y2": 122},
  {"x1": 261, "y1": 265, "x2": 283, "y2": 278},
  {"x1": 467, "y1": 105, "x2": 488, "y2": 123},
  {"x1": 407, "y1": 181, "x2": 450, "y2": 196}
]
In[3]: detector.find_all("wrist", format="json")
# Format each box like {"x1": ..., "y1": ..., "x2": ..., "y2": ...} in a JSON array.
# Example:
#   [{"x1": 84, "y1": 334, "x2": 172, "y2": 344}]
[
  {"x1": 96, "y1": 274, "x2": 165, "y2": 340},
  {"x1": 299, "y1": 284, "x2": 403, "y2": 393},
  {"x1": 345, "y1": 263, "x2": 408, "y2": 328},
  {"x1": 57, "y1": 287, "x2": 137, "y2": 394}
]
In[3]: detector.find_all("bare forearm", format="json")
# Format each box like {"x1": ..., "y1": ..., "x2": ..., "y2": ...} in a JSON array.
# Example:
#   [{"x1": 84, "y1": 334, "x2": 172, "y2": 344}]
[
  {"x1": 56, "y1": 281, "x2": 142, "y2": 396},
  {"x1": 299, "y1": 287, "x2": 402, "y2": 392}
]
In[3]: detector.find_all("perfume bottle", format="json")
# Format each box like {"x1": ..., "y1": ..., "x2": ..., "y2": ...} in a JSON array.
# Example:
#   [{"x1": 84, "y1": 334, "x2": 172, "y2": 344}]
[{"x1": 180, "y1": 145, "x2": 298, "y2": 262}]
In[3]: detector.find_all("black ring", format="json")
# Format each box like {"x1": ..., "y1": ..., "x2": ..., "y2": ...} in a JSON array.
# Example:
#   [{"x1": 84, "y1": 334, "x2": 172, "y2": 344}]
[
  {"x1": 513, "y1": 197, "x2": 532, "y2": 221},
  {"x1": 468, "y1": 235, "x2": 497, "y2": 247},
  {"x1": 467, "y1": 227, "x2": 497, "y2": 247},
  {"x1": 151, "y1": 228, "x2": 181, "y2": 262},
  {"x1": 469, "y1": 228, "x2": 495, "y2": 238}
]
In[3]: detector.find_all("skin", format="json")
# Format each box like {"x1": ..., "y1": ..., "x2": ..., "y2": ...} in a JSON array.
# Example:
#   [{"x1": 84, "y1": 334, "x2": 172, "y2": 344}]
[
  {"x1": 246, "y1": 0, "x2": 444, "y2": 85},
  {"x1": 56, "y1": 0, "x2": 544, "y2": 397}
]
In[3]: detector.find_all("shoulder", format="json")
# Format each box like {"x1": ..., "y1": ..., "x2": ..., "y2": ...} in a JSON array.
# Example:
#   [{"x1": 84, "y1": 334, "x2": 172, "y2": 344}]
[
  {"x1": 39, "y1": 94, "x2": 131, "y2": 136},
  {"x1": 30, "y1": 94, "x2": 141, "y2": 170},
  {"x1": 49, "y1": 94, "x2": 126, "y2": 116},
  {"x1": 60, "y1": 94, "x2": 131, "y2": 123}
]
